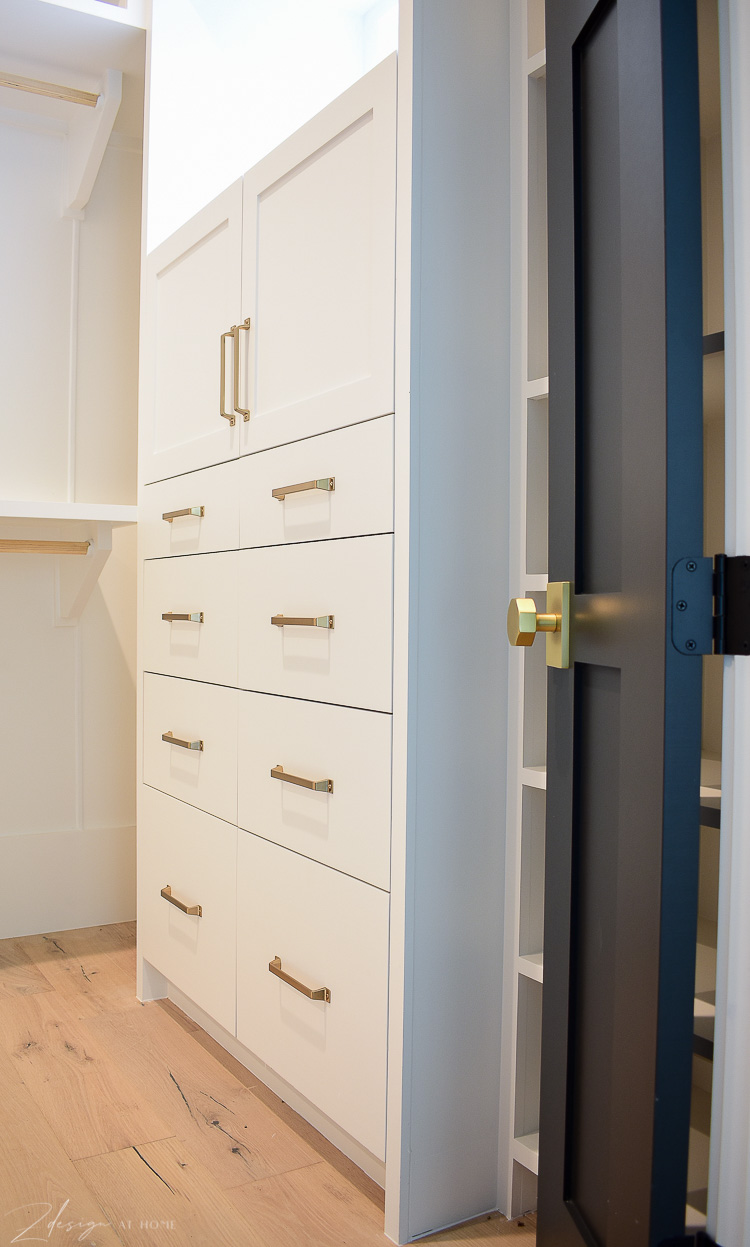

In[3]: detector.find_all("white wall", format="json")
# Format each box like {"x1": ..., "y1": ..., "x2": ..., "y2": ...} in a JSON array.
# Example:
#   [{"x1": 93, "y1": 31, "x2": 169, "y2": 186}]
[{"x1": 147, "y1": 0, "x2": 397, "y2": 250}]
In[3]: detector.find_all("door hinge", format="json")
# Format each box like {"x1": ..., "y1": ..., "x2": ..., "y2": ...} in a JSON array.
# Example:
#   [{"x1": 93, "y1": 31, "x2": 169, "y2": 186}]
[{"x1": 672, "y1": 555, "x2": 750, "y2": 655}]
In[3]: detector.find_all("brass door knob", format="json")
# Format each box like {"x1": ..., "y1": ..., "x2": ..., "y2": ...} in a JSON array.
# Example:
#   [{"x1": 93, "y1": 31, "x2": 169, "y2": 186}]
[
  {"x1": 507, "y1": 597, "x2": 560, "y2": 646},
  {"x1": 506, "y1": 583, "x2": 572, "y2": 669}
]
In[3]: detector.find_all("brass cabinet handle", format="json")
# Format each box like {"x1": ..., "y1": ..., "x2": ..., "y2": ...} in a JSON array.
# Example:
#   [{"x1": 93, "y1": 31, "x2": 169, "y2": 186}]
[
  {"x1": 269, "y1": 955, "x2": 330, "y2": 1003},
  {"x1": 220, "y1": 327, "x2": 236, "y2": 426},
  {"x1": 270, "y1": 614, "x2": 334, "y2": 629},
  {"x1": 271, "y1": 764, "x2": 333, "y2": 794},
  {"x1": 161, "y1": 885, "x2": 202, "y2": 917},
  {"x1": 162, "y1": 611, "x2": 204, "y2": 623},
  {"x1": 272, "y1": 477, "x2": 335, "y2": 501},
  {"x1": 234, "y1": 318, "x2": 251, "y2": 421},
  {"x1": 162, "y1": 506, "x2": 205, "y2": 522},
  {"x1": 162, "y1": 730, "x2": 203, "y2": 752}
]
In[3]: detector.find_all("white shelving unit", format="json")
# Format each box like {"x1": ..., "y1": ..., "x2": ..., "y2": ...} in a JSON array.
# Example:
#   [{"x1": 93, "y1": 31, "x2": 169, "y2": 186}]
[
  {"x1": 0, "y1": 501, "x2": 136, "y2": 623},
  {"x1": 500, "y1": 0, "x2": 548, "y2": 1217}
]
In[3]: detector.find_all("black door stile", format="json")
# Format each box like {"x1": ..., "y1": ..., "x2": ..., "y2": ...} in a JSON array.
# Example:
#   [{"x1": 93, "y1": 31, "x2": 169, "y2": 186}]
[{"x1": 540, "y1": 3, "x2": 703, "y2": 1246}]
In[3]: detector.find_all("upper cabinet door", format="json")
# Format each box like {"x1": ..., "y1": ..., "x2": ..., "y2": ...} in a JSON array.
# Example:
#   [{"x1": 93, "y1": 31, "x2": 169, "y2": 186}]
[
  {"x1": 239, "y1": 55, "x2": 397, "y2": 456},
  {"x1": 141, "y1": 181, "x2": 243, "y2": 484}
]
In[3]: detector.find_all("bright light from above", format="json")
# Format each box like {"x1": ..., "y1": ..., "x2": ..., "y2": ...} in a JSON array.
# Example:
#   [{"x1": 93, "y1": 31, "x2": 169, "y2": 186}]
[{"x1": 148, "y1": 0, "x2": 398, "y2": 251}]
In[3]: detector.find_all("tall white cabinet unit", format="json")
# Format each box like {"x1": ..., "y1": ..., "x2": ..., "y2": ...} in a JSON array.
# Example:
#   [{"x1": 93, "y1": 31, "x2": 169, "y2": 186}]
[{"x1": 138, "y1": 5, "x2": 513, "y2": 1241}]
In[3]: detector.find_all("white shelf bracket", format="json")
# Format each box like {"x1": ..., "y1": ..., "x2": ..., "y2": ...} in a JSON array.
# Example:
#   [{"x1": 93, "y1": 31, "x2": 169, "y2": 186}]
[
  {"x1": 64, "y1": 68, "x2": 122, "y2": 218},
  {"x1": 55, "y1": 521, "x2": 113, "y2": 626}
]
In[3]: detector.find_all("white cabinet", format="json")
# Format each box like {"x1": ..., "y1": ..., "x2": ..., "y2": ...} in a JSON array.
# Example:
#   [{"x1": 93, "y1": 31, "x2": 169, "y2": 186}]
[
  {"x1": 137, "y1": 20, "x2": 510, "y2": 1242},
  {"x1": 140, "y1": 182, "x2": 243, "y2": 484},
  {"x1": 140, "y1": 59, "x2": 396, "y2": 487},
  {"x1": 239, "y1": 58, "x2": 397, "y2": 455}
]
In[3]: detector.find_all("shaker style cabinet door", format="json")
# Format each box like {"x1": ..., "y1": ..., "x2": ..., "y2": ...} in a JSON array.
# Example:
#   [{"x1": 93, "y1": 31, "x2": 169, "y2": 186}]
[
  {"x1": 141, "y1": 181, "x2": 243, "y2": 484},
  {"x1": 239, "y1": 55, "x2": 397, "y2": 455}
]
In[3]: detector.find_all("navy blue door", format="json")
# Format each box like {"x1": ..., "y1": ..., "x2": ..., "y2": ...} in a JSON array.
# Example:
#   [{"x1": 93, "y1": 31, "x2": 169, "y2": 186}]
[{"x1": 540, "y1": 3, "x2": 704, "y2": 1244}]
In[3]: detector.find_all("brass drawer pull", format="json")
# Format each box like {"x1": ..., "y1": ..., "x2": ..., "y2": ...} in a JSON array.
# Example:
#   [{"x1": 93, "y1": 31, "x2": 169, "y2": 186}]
[
  {"x1": 271, "y1": 764, "x2": 333, "y2": 794},
  {"x1": 271, "y1": 614, "x2": 334, "y2": 629},
  {"x1": 161, "y1": 885, "x2": 202, "y2": 917},
  {"x1": 161, "y1": 611, "x2": 204, "y2": 623},
  {"x1": 162, "y1": 731, "x2": 203, "y2": 752},
  {"x1": 234, "y1": 318, "x2": 251, "y2": 421},
  {"x1": 272, "y1": 477, "x2": 335, "y2": 501},
  {"x1": 162, "y1": 506, "x2": 205, "y2": 522},
  {"x1": 220, "y1": 326, "x2": 236, "y2": 426},
  {"x1": 269, "y1": 955, "x2": 331, "y2": 1003}
]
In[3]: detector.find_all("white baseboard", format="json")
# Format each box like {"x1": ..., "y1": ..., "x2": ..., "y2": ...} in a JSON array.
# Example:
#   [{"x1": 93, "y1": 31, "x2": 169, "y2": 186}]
[{"x1": 0, "y1": 825, "x2": 135, "y2": 939}]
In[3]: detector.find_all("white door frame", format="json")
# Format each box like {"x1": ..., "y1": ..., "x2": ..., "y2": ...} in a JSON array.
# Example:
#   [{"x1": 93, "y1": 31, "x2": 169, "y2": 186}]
[{"x1": 709, "y1": 2, "x2": 750, "y2": 1242}]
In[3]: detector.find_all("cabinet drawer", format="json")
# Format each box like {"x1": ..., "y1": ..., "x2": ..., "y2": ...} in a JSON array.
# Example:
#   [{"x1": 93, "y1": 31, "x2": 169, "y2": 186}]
[
  {"x1": 140, "y1": 461, "x2": 239, "y2": 560},
  {"x1": 238, "y1": 536, "x2": 392, "y2": 711},
  {"x1": 144, "y1": 674, "x2": 238, "y2": 824},
  {"x1": 239, "y1": 416, "x2": 393, "y2": 549},
  {"x1": 138, "y1": 786, "x2": 237, "y2": 1033},
  {"x1": 143, "y1": 552, "x2": 238, "y2": 687},
  {"x1": 238, "y1": 693, "x2": 391, "y2": 889},
  {"x1": 237, "y1": 833, "x2": 388, "y2": 1159}
]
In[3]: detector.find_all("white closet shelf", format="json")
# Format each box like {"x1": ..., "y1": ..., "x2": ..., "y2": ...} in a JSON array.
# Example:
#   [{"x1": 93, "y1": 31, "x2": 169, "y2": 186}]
[
  {"x1": 527, "y1": 50, "x2": 547, "y2": 79},
  {"x1": 518, "y1": 952, "x2": 544, "y2": 983},
  {"x1": 0, "y1": 500, "x2": 136, "y2": 623},
  {"x1": 525, "y1": 376, "x2": 549, "y2": 399},
  {"x1": 0, "y1": 500, "x2": 136, "y2": 523},
  {"x1": 513, "y1": 1132, "x2": 540, "y2": 1175},
  {"x1": 521, "y1": 764, "x2": 547, "y2": 790}
]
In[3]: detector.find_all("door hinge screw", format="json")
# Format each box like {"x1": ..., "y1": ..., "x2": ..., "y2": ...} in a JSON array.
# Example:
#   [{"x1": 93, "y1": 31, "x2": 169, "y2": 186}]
[
  {"x1": 677, "y1": 600, "x2": 688, "y2": 611},
  {"x1": 685, "y1": 639, "x2": 696, "y2": 651},
  {"x1": 686, "y1": 561, "x2": 697, "y2": 572}
]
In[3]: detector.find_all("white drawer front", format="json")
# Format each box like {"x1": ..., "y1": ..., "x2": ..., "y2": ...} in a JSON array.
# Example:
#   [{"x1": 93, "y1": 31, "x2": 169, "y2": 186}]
[
  {"x1": 138, "y1": 785, "x2": 237, "y2": 1033},
  {"x1": 238, "y1": 536, "x2": 392, "y2": 711},
  {"x1": 239, "y1": 416, "x2": 393, "y2": 549},
  {"x1": 140, "y1": 461, "x2": 239, "y2": 560},
  {"x1": 143, "y1": 552, "x2": 238, "y2": 687},
  {"x1": 238, "y1": 693, "x2": 391, "y2": 890},
  {"x1": 237, "y1": 832, "x2": 388, "y2": 1159},
  {"x1": 143, "y1": 674, "x2": 238, "y2": 824}
]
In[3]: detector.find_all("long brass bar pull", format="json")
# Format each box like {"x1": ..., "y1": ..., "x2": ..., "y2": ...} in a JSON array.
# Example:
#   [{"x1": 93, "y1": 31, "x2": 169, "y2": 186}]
[
  {"x1": 271, "y1": 614, "x2": 334, "y2": 629},
  {"x1": 271, "y1": 764, "x2": 333, "y2": 794},
  {"x1": 162, "y1": 507, "x2": 205, "y2": 522},
  {"x1": 161, "y1": 885, "x2": 202, "y2": 917},
  {"x1": 162, "y1": 611, "x2": 204, "y2": 623},
  {"x1": 269, "y1": 956, "x2": 331, "y2": 1003},
  {"x1": 234, "y1": 318, "x2": 252, "y2": 420},
  {"x1": 162, "y1": 731, "x2": 204, "y2": 752},
  {"x1": 272, "y1": 477, "x2": 335, "y2": 501},
  {"x1": 220, "y1": 327, "x2": 236, "y2": 425}
]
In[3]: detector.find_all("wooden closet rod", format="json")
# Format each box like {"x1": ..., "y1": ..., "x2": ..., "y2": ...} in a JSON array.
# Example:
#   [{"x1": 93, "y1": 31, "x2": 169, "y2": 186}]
[
  {"x1": 0, "y1": 539, "x2": 91, "y2": 556},
  {"x1": 0, "y1": 72, "x2": 100, "y2": 108}
]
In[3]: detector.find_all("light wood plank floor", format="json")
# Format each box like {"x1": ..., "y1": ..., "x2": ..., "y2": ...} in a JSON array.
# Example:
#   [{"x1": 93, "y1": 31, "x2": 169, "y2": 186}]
[{"x1": 0, "y1": 922, "x2": 536, "y2": 1246}]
